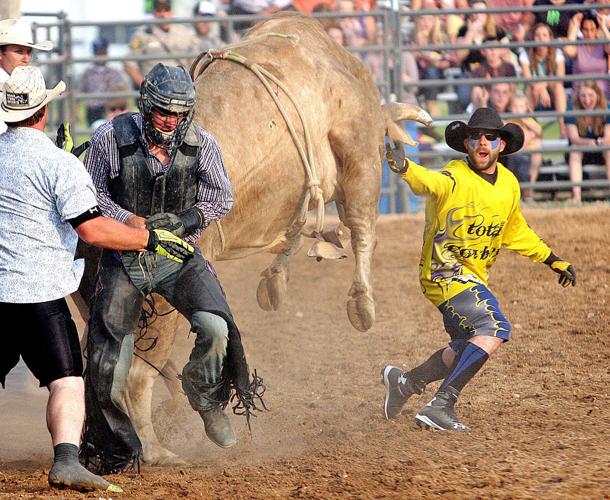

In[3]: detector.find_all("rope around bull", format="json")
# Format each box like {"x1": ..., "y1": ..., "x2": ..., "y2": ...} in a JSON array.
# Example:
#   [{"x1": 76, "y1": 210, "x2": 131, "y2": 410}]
[{"x1": 190, "y1": 34, "x2": 326, "y2": 250}]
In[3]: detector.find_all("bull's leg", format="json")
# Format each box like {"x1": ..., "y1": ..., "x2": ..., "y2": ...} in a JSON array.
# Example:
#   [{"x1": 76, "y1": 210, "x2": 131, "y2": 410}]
[
  {"x1": 257, "y1": 233, "x2": 303, "y2": 311},
  {"x1": 124, "y1": 304, "x2": 184, "y2": 465},
  {"x1": 336, "y1": 173, "x2": 378, "y2": 332}
]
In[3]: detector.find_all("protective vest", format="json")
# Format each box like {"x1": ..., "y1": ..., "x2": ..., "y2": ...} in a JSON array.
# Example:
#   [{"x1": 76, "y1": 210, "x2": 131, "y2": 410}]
[{"x1": 109, "y1": 113, "x2": 199, "y2": 217}]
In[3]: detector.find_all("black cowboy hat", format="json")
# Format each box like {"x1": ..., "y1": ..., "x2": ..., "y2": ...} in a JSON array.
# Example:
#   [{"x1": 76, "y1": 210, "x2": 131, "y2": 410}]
[{"x1": 445, "y1": 107, "x2": 524, "y2": 155}]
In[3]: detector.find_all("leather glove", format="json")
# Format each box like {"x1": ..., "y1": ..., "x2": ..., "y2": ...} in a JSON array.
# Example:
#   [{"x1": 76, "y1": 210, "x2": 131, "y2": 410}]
[
  {"x1": 146, "y1": 229, "x2": 195, "y2": 263},
  {"x1": 146, "y1": 212, "x2": 184, "y2": 236},
  {"x1": 385, "y1": 140, "x2": 408, "y2": 174},
  {"x1": 550, "y1": 260, "x2": 576, "y2": 288},
  {"x1": 146, "y1": 208, "x2": 204, "y2": 237},
  {"x1": 55, "y1": 123, "x2": 91, "y2": 158}
]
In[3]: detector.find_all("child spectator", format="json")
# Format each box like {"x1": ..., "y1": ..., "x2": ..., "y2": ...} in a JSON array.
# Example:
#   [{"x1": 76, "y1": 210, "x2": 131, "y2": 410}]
[
  {"x1": 469, "y1": 35, "x2": 517, "y2": 111},
  {"x1": 90, "y1": 85, "x2": 131, "y2": 131},
  {"x1": 565, "y1": 80, "x2": 610, "y2": 204},
  {"x1": 519, "y1": 22, "x2": 567, "y2": 136},
  {"x1": 505, "y1": 93, "x2": 543, "y2": 200},
  {"x1": 564, "y1": 11, "x2": 610, "y2": 101}
]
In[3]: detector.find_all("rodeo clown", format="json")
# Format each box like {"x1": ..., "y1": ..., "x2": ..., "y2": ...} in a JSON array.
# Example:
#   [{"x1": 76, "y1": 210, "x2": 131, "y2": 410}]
[
  {"x1": 382, "y1": 107, "x2": 576, "y2": 431},
  {"x1": 81, "y1": 63, "x2": 262, "y2": 473}
]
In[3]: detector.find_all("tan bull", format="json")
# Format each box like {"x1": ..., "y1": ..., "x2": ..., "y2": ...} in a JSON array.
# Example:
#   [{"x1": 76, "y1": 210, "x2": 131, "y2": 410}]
[{"x1": 99, "y1": 13, "x2": 431, "y2": 464}]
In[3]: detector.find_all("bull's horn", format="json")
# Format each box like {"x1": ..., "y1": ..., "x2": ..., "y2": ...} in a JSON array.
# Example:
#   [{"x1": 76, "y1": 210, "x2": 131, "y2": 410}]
[
  {"x1": 387, "y1": 121, "x2": 417, "y2": 147},
  {"x1": 382, "y1": 102, "x2": 433, "y2": 127}
]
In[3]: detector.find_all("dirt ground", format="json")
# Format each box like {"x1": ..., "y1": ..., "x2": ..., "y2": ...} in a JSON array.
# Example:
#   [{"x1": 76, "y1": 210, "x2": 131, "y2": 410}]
[{"x1": 1, "y1": 205, "x2": 609, "y2": 499}]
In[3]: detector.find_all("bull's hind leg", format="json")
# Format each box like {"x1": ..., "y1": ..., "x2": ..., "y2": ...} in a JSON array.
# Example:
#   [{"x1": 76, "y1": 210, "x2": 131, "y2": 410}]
[
  {"x1": 335, "y1": 160, "x2": 380, "y2": 332},
  {"x1": 257, "y1": 233, "x2": 303, "y2": 311},
  {"x1": 124, "y1": 303, "x2": 184, "y2": 465}
]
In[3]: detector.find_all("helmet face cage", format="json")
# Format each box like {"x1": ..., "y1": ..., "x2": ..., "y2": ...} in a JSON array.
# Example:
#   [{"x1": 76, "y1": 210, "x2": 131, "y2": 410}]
[{"x1": 138, "y1": 63, "x2": 196, "y2": 152}]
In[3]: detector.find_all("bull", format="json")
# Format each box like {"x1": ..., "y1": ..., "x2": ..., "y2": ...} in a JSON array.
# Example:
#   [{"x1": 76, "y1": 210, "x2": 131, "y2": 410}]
[{"x1": 81, "y1": 13, "x2": 431, "y2": 464}]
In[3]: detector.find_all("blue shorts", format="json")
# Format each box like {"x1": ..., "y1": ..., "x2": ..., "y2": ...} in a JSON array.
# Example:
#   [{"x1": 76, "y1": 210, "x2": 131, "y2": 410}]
[{"x1": 438, "y1": 284, "x2": 511, "y2": 354}]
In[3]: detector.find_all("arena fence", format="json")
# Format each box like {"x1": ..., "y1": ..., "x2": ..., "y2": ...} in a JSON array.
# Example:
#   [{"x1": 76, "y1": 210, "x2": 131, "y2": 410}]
[{"x1": 24, "y1": 3, "x2": 610, "y2": 212}]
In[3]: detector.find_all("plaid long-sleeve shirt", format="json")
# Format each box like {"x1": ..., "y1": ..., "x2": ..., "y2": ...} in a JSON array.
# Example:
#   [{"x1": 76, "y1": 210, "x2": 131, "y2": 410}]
[{"x1": 84, "y1": 113, "x2": 233, "y2": 243}]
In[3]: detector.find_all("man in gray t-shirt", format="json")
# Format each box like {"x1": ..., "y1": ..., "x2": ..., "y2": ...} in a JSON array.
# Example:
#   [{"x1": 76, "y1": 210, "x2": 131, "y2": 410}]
[{"x1": 0, "y1": 66, "x2": 194, "y2": 494}]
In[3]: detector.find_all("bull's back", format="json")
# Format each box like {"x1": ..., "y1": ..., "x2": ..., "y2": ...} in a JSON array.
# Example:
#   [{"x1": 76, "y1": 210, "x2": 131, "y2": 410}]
[{"x1": 194, "y1": 14, "x2": 384, "y2": 259}]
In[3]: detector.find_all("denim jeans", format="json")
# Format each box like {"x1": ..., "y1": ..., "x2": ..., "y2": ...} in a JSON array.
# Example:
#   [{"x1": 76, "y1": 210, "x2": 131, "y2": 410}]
[{"x1": 86, "y1": 249, "x2": 232, "y2": 445}]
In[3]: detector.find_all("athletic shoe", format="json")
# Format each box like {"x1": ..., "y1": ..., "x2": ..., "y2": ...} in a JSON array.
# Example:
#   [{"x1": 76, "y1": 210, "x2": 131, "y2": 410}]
[
  {"x1": 382, "y1": 365, "x2": 420, "y2": 420},
  {"x1": 415, "y1": 386, "x2": 470, "y2": 431}
]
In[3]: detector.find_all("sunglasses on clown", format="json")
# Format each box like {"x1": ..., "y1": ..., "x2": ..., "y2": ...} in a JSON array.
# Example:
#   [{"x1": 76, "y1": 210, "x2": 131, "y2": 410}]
[{"x1": 468, "y1": 131, "x2": 501, "y2": 142}]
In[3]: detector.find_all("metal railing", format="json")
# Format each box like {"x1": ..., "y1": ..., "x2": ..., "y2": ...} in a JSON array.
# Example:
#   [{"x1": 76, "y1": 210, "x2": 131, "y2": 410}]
[{"x1": 23, "y1": 3, "x2": 610, "y2": 211}]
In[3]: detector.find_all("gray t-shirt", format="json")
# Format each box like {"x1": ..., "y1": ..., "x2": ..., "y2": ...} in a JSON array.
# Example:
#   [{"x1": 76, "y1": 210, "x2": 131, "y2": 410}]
[{"x1": 0, "y1": 127, "x2": 98, "y2": 303}]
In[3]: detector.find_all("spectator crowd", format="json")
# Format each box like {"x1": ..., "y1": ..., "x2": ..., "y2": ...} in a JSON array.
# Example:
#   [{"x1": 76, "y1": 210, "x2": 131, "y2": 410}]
[{"x1": 14, "y1": 0, "x2": 610, "y2": 204}]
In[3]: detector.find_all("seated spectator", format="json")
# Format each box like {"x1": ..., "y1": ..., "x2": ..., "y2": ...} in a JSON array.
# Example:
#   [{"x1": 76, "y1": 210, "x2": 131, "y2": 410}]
[
  {"x1": 564, "y1": 11, "x2": 610, "y2": 101},
  {"x1": 312, "y1": 2, "x2": 338, "y2": 31},
  {"x1": 90, "y1": 92, "x2": 131, "y2": 131},
  {"x1": 589, "y1": 0, "x2": 610, "y2": 30},
  {"x1": 453, "y1": 0, "x2": 509, "y2": 110},
  {"x1": 565, "y1": 80, "x2": 610, "y2": 204},
  {"x1": 469, "y1": 81, "x2": 515, "y2": 113},
  {"x1": 78, "y1": 37, "x2": 128, "y2": 126},
  {"x1": 505, "y1": 93, "x2": 543, "y2": 199},
  {"x1": 519, "y1": 22, "x2": 567, "y2": 136},
  {"x1": 193, "y1": 0, "x2": 223, "y2": 52},
  {"x1": 229, "y1": 0, "x2": 294, "y2": 33},
  {"x1": 469, "y1": 35, "x2": 517, "y2": 109},
  {"x1": 326, "y1": 25, "x2": 346, "y2": 46},
  {"x1": 336, "y1": 0, "x2": 369, "y2": 48},
  {"x1": 412, "y1": 13, "x2": 451, "y2": 116},
  {"x1": 294, "y1": 0, "x2": 333, "y2": 12},
  {"x1": 532, "y1": 0, "x2": 573, "y2": 39},
  {"x1": 412, "y1": 0, "x2": 468, "y2": 44},
  {"x1": 486, "y1": 0, "x2": 534, "y2": 42}
]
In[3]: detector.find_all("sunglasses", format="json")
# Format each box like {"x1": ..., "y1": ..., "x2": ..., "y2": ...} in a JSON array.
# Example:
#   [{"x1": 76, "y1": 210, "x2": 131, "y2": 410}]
[
  {"x1": 468, "y1": 131, "x2": 500, "y2": 142},
  {"x1": 109, "y1": 105, "x2": 128, "y2": 113}
]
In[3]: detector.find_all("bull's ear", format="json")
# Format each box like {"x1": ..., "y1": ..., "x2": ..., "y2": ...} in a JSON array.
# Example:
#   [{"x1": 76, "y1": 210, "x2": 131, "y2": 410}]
[{"x1": 386, "y1": 121, "x2": 417, "y2": 147}]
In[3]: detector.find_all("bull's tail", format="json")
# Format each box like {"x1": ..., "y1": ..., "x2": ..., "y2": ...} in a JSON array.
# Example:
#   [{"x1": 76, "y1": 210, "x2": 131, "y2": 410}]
[{"x1": 381, "y1": 103, "x2": 433, "y2": 147}]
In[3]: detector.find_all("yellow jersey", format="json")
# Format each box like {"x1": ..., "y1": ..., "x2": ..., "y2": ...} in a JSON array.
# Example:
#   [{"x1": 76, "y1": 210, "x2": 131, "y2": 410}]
[{"x1": 400, "y1": 159, "x2": 551, "y2": 306}]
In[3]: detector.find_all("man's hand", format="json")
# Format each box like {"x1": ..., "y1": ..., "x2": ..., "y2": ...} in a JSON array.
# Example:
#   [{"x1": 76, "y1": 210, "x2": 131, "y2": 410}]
[
  {"x1": 385, "y1": 142, "x2": 408, "y2": 175},
  {"x1": 55, "y1": 123, "x2": 91, "y2": 158},
  {"x1": 146, "y1": 229, "x2": 195, "y2": 263},
  {"x1": 146, "y1": 208, "x2": 203, "y2": 237},
  {"x1": 550, "y1": 260, "x2": 576, "y2": 288},
  {"x1": 146, "y1": 212, "x2": 185, "y2": 237}
]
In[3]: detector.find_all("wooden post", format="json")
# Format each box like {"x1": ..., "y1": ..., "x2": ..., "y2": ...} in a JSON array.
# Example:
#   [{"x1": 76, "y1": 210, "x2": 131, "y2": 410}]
[{"x1": 0, "y1": 0, "x2": 21, "y2": 19}]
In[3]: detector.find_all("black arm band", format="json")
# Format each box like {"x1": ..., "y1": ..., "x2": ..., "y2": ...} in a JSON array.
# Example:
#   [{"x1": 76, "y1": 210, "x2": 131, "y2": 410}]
[
  {"x1": 544, "y1": 252, "x2": 560, "y2": 266},
  {"x1": 178, "y1": 207, "x2": 204, "y2": 235},
  {"x1": 68, "y1": 206, "x2": 102, "y2": 229}
]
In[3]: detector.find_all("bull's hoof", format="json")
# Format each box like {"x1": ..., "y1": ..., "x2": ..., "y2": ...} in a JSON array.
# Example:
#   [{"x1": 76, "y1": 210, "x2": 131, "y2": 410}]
[
  {"x1": 347, "y1": 295, "x2": 375, "y2": 332},
  {"x1": 143, "y1": 447, "x2": 186, "y2": 467},
  {"x1": 256, "y1": 272, "x2": 287, "y2": 311}
]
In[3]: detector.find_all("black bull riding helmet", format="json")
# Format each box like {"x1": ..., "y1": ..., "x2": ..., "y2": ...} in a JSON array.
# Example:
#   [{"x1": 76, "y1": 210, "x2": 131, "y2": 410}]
[{"x1": 138, "y1": 63, "x2": 196, "y2": 151}]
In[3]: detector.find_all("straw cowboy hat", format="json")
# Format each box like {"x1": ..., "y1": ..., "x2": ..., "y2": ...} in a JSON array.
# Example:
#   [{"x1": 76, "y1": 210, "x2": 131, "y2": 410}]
[
  {"x1": 0, "y1": 18, "x2": 54, "y2": 51},
  {"x1": 0, "y1": 66, "x2": 65, "y2": 122},
  {"x1": 445, "y1": 107, "x2": 524, "y2": 155}
]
